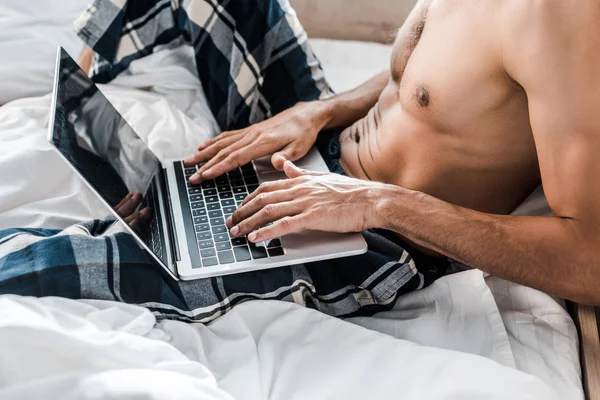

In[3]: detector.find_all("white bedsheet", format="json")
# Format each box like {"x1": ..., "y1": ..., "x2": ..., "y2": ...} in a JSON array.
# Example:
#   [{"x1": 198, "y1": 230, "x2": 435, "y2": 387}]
[
  {"x1": 0, "y1": 40, "x2": 583, "y2": 399},
  {"x1": 0, "y1": 295, "x2": 558, "y2": 400}
]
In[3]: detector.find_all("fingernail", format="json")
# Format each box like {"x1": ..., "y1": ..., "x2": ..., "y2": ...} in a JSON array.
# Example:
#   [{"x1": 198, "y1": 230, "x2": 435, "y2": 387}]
[
  {"x1": 189, "y1": 173, "x2": 200, "y2": 181},
  {"x1": 284, "y1": 160, "x2": 292, "y2": 167},
  {"x1": 230, "y1": 226, "x2": 239, "y2": 236},
  {"x1": 248, "y1": 232, "x2": 257, "y2": 242},
  {"x1": 226, "y1": 216, "x2": 232, "y2": 227}
]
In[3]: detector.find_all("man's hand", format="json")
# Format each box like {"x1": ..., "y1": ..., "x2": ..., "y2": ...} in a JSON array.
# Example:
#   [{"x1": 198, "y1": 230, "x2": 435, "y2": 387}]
[
  {"x1": 184, "y1": 102, "x2": 332, "y2": 184},
  {"x1": 226, "y1": 161, "x2": 386, "y2": 242}
]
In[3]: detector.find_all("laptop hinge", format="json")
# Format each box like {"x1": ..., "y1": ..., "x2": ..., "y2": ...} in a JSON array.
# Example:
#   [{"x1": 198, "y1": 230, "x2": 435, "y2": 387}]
[{"x1": 159, "y1": 168, "x2": 181, "y2": 261}]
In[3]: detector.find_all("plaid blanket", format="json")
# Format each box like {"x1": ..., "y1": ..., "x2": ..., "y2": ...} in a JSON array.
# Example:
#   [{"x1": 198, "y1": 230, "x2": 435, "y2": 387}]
[{"x1": 0, "y1": 0, "x2": 443, "y2": 323}]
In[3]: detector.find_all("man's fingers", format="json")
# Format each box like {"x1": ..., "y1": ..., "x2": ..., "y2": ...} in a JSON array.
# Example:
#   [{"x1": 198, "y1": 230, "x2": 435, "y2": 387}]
[
  {"x1": 228, "y1": 189, "x2": 296, "y2": 228},
  {"x1": 196, "y1": 129, "x2": 242, "y2": 151},
  {"x1": 193, "y1": 137, "x2": 269, "y2": 181},
  {"x1": 188, "y1": 139, "x2": 251, "y2": 183},
  {"x1": 247, "y1": 215, "x2": 307, "y2": 243},
  {"x1": 283, "y1": 160, "x2": 325, "y2": 178},
  {"x1": 199, "y1": 150, "x2": 253, "y2": 179},
  {"x1": 229, "y1": 202, "x2": 302, "y2": 237},
  {"x1": 240, "y1": 179, "x2": 295, "y2": 208},
  {"x1": 271, "y1": 144, "x2": 304, "y2": 171},
  {"x1": 184, "y1": 134, "x2": 242, "y2": 167}
]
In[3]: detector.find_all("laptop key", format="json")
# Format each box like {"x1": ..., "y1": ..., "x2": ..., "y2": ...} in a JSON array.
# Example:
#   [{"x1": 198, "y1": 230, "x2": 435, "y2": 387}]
[
  {"x1": 232, "y1": 186, "x2": 247, "y2": 194},
  {"x1": 233, "y1": 246, "x2": 251, "y2": 262},
  {"x1": 241, "y1": 163, "x2": 254, "y2": 171},
  {"x1": 223, "y1": 206, "x2": 237, "y2": 214},
  {"x1": 195, "y1": 224, "x2": 210, "y2": 232},
  {"x1": 231, "y1": 237, "x2": 247, "y2": 246},
  {"x1": 196, "y1": 231, "x2": 212, "y2": 240},
  {"x1": 247, "y1": 185, "x2": 259, "y2": 193},
  {"x1": 215, "y1": 176, "x2": 229, "y2": 185},
  {"x1": 217, "y1": 185, "x2": 230, "y2": 193},
  {"x1": 191, "y1": 201, "x2": 205, "y2": 209},
  {"x1": 198, "y1": 239, "x2": 214, "y2": 249},
  {"x1": 244, "y1": 176, "x2": 259, "y2": 185},
  {"x1": 202, "y1": 257, "x2": 218, "y2": 267},
  {"x1": 205, "y1": 195, "x2": 219, "y2": 203},
  {"x1": 217, "y1": 250, "x2": 235, "y2": 264},
  {"x1": 221, "y1": 199, "x2": 235, "y2": 207},
  {"x1": 203, "y1": 188, "x2": 217, "y2": 196},
  {"x1": 231, "y1": 180, "x2": 245, "y2": 188},
  {"x1": 188, "y1": 188, "x2": 201, "y2": 195},
  {"x1": 207, "y1": 203, "x2": 220, "y2": 211},
  {"x1": 220, "y1": 192, "x2": 233, "y2": 199},
  {"x1": 214, "y1": 233, "x2": 229, "y2": 242},
  {"x1": 268, "y1": 247, "x2": 285, "y2": 257},
  {"x1": 210, "y1": 217, "x2": 225, "y2": 226},
  {"x1": 249, "y1": 242, "x2": 268, "y2": 259},
  {"x1": 216, "y1": 241, "x2": 232, "y2": 251},
  {"x1": 266, "y1": 238, "x2": 281, "y2": 248},
  {"x1": 184, "y1": 168, "x2": 196, "y2": 175},
  {"x1": 212, "y1": 225, "x2": 227, "y2": 234},
  {"x1": 201, "y1": 180, "x2": 215, "y2": 189},
  {"x1": 192, "y1": 209, "x2": 207, "y2": 217},
  {"x1": 200, "y1": 248, "x2": 216, "y2": 258},
  {"x1": 190, "y1": 194, "x2": 203, "y2": 202},
  {"x1": 193, "y1": 216, "x2": 208, "y2": 224},
  {"x1": 208, "y1": 210, "x2": 223, "y2": 218},
  {"x1": 234, "y1": 193, "x2": 246, "y2": 201}
]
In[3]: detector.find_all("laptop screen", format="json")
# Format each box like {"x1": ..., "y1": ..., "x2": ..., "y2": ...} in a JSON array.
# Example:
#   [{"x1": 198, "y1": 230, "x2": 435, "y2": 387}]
[{"x1": 49, "y1": 48, "x2": 170, "y2": 266}]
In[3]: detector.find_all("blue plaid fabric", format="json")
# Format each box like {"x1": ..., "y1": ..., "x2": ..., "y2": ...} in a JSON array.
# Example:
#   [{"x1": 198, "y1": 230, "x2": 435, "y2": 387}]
[
  {"x1": 75, "y1": 0, "x2": 332, "y2": 130},
  {"x1": 0, "y1": 0, "x2": 444, "y2": 323}
]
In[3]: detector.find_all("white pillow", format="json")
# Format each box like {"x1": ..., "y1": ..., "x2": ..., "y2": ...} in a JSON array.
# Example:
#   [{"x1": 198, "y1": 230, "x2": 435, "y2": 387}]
[{"x1": 0, "y1": 0, "x2": 91, "y2": 104}]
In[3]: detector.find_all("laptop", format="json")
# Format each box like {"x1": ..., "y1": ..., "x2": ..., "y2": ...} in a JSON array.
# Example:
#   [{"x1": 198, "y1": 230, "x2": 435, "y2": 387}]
[{"x1": 47, "y1": 47, "x2": 367, "y2": 280}]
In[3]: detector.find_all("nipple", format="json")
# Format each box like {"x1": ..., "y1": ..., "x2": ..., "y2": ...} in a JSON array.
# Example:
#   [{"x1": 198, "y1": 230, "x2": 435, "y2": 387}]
[{"x1": 416, "y1": 85, "x2": 430, "y2": 107}]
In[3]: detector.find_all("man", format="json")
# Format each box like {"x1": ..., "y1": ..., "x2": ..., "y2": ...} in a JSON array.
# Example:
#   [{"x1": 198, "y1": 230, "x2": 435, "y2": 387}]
[
  {"x1": 183, "y1": 0, "x2": 600, "y2": 305},
  {"x1": 75, "y1": 0, "x2": 600, "y2": 307}
]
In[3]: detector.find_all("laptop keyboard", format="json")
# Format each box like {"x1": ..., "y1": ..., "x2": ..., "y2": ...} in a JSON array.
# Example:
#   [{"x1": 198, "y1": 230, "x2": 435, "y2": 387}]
[{"x1": 181, "y1": 162, "x2": 285, "y2": 267}]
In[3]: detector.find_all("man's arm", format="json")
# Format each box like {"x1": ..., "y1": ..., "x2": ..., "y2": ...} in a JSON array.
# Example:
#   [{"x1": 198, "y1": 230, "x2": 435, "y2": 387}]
[{"x1": 319, "y1": 71, "x2": 388, "y2": 129}]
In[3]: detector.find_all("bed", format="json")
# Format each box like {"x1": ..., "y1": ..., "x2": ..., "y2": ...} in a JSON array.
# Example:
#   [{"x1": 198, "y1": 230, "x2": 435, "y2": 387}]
[{"x1": 0, "y1": 1, "x2": 589, "y2": 399}]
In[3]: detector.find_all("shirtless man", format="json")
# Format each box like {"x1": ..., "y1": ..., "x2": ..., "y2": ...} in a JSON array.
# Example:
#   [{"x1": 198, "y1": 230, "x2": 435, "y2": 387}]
[{"x1": 181, "y1": 0, "x2": 600, "y2": 305}]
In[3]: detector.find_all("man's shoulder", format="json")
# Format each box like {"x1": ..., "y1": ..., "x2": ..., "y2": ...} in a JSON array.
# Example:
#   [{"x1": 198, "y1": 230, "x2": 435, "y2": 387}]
[
  {"x1": 501, "y1": 0, "x2": 599, "y2": 37},
  {"x1": 500, "y1": 0, "x2": 600, "y2": 84}
]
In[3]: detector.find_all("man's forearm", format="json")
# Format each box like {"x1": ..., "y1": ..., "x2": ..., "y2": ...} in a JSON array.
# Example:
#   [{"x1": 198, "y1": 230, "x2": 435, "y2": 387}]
[
  {"x1": 375, "y1": 185, "x2": 600, "y2": 305},
  {"x1": 318, "y1": 70, "x2": 389, "y2": 129}
]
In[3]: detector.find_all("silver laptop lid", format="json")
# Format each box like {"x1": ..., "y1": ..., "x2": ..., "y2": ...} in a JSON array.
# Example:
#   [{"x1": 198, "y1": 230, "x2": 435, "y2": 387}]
[{"x1": 48, "y1": 47, "x2": 177, "y2": 279}]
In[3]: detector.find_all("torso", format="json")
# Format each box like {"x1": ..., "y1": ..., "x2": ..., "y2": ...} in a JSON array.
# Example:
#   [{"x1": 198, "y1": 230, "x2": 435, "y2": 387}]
[{"x1": 339, "y1": 0, "x2": 541, "y2": 220}]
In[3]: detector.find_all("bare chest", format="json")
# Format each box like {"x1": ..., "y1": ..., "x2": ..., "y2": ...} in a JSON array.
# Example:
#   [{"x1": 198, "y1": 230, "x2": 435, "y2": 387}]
[{"x1": 388, "y1": 0, "x2": 518, "y2": 130}]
